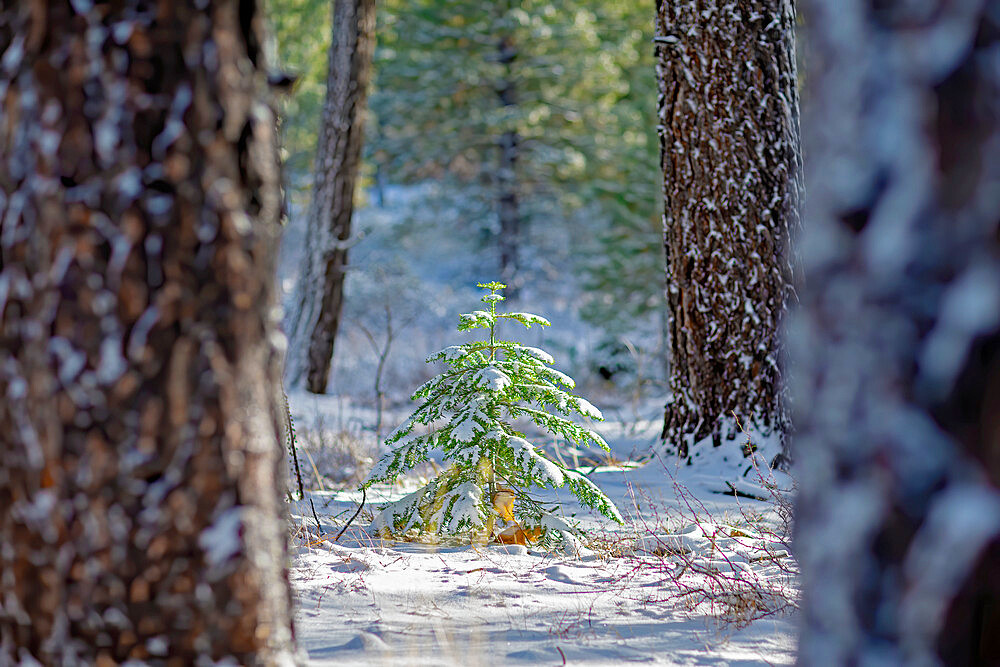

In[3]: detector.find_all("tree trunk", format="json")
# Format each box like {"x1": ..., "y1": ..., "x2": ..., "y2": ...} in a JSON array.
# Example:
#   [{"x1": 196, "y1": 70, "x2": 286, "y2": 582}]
[
  {"x1": 0, "y1": 1, "x2": 296, "y2": 663},
  {"x1": 656, "y1": 0, "x2": 801, "y2": 460},
  {"x1": 286, "y1": 0, "x2": 376, "y2": 393},
  {"x1": 793, "y1": 3, "x2": 1000, "y2": 664},
  {"x1": 497, "y1": 33, "x2": 521, "y2": 300}
]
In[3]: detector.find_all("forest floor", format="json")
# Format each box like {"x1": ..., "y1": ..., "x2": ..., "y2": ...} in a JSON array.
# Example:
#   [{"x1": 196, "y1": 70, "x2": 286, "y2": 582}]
[
  {"x1": 285, "y1": 393, "x2": 799, "y2": 666},
  {"x1": 278, "y1": 187, "x2": 798, "y2": 664}
]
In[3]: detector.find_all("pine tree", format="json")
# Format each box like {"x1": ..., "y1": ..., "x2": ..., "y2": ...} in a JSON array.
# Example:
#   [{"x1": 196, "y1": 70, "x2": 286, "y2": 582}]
[
  {"x1": 285, "y1": 0, "x2": 377, "y2": 393},
  {"x1": 0, "y1": 1, "x2": 295, "y2": 662},
  {"x1": 656, "y1": 0, "x2": 801, "y2": 460},
  {"x1": 793, "y1": 3, "x2": 1000, "y2": 664},
  {"x1": 364, "y1": 282, "x2": 621, "y2": 547}
]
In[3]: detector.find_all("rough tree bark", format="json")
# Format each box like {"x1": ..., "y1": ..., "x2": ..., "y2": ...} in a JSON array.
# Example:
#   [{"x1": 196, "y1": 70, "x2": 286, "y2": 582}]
[
  {"x1": 286, "y1": 0, "x2": 376, "y2": 393},
  {"x1": 655, "y1": 0, "x2": 801, "y2": 460},
  {"x1": 793, "y1": 3, "x2": 1000, "y2": 664},
  {"x1": 0, "y1": 1, "x2": 296, "y2": 663}
]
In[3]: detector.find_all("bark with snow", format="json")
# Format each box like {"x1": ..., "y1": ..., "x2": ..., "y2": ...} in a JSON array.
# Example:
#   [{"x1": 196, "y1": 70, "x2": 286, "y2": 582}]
[
  {"x1": 656, "y1": 0, "x2": 801, "y2": 459},
  {"x1": 286, "y1": 0, "x2": 376, "y2": 393},
  {"x1": 0, "y1": 1, "x2": 296, "y2": 662},
  {"x1": 793, "y1": 2, "x2": 1000, "y2": 663}
]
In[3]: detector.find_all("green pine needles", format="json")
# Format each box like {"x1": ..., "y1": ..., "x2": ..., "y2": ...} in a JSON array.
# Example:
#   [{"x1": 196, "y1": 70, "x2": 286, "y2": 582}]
[{"x1": 363, "y1": 282, "x2": 622, "y2": 548}]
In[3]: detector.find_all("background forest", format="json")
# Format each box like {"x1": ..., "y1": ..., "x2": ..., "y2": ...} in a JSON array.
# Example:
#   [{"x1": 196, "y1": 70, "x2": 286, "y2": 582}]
[{"x1": 271, "y1": 0, "x2": 666, "y2": 408}]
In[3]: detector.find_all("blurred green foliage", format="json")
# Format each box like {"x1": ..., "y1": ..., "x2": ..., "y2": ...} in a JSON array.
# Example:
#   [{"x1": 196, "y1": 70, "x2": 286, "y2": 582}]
[
  {"x1": 268, "y1": 0, "x2": 663, "y2": 338},
  {"x1": 268, "y1": 0, "x2": 331, "y2": 180}
]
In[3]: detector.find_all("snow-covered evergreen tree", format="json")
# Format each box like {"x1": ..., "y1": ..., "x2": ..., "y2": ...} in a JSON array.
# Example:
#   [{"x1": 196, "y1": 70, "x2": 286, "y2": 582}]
[{"x1": 364, "y1": 282, "x2": 622, "y2": 546}]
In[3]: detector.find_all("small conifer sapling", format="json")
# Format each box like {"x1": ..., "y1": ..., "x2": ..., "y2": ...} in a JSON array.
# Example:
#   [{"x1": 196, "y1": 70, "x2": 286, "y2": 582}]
[{"x1": 363, "y1": 282, "x2": 622, "y2": 547}]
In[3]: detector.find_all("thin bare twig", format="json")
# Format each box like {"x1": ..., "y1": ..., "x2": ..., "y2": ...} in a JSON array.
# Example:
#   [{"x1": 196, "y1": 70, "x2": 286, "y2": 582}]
[
  {"x1": 309, "y1": 497, "x2": 322, "y2": 533},
  {"x1": 335, "y1": 487, "x2": 367, "y2": 542},
  {"x1": 285, "y1": 391, "x2": 306, "y2": 500}
]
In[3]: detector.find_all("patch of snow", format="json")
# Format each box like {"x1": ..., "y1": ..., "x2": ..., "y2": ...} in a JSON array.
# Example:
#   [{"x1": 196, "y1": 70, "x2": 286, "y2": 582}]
[
  {"x1": 96, "y1": 336, "x2": 127, "y2": 384},
  {"x1": 199, "y1": 508, "x2": 243, "y2": 567},
  {"x1": 127, "y1": 306, "x2": 159, "y2": 360},
  {"x1": 542, "y1": 367, "x2": 575, "y2": 388},
  {"x1": 48, "y1": 336, "x2": 86, "y2": 385},
  {"x1": 439, "y1": 481, "x2": 481, "y2": 531},
  {"x1": 473, "y1": 366, "x2": 511, "y2": 392},
  {"x1": 514, "y1": 345, "x2": 554, "y2": 364},
  {"x1": 900, "y1": 485, "x2": 1000, "y2": 659},
  {"x1": 450, "y1": 415, "x2": 479, "y2": 443},
  {"x1": 507, "y1": 436, "x2": 564, "y2": 486},
  {"x1": 505, "y1": 312, "x2": 551, "y2": 326},
  {"x1": 574, "y1": 397, "x2": 604, "y2": 420},
  {"x1": 427, "y1": 345, "x2": 467, "y2": 362},
  {"x1": 919, "y1": 263, "x2": 1000, "y2": 397}
]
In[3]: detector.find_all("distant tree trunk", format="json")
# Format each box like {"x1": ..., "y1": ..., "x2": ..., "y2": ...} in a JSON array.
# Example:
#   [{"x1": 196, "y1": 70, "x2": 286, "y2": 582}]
[
  {"x1": 793, "y1": 3, "x2": 1000, "y2": 664},
  {"x1": 497, "y1": 32, "x2": 521, "y2": 300},
  {"x1": 286, "y1": 0, "x2": 376, "y2": 393},
  {"x1": 0, "y1": 1, "x2": 296, "y2": 663},
  {"x1": 655, "y1": 0, "x2": 801, "y2": 460}
]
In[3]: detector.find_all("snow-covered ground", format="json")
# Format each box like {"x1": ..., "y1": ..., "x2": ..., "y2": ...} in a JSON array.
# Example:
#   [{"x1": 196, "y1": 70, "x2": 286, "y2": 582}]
[
  {"x1": 278, "y1": 186, "x2": 797, "y2": 664},
  {"x1": 285, "y1": 394, "x2": 799, "y2": 666}
]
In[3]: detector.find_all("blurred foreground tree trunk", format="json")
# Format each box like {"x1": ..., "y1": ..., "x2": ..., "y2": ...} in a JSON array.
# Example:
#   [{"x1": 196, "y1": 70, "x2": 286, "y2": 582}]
[
  {"x1": 656, "y1": 0, "x2": 801, "y2": 460},
  {"x1": 793, "y1": 3, "x2": 1000, "y2": 664},
  {"x1": 0, "y1": 1, "x2": 296, "y2": 663},
  {"x1": 286, "y1": 0, "x2": 376, "y2": 393}
]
